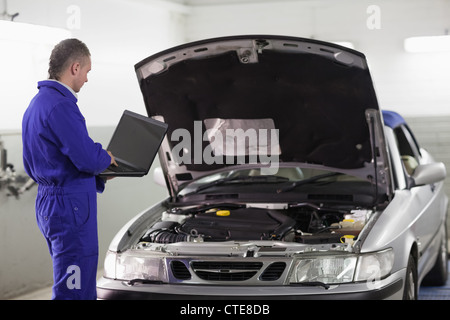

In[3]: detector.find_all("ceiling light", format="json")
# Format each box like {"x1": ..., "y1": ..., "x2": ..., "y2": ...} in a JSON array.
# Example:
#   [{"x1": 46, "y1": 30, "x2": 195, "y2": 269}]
[
  {"x1": 404, "y1": 35, "x2": 450, "y2": 53},
  {"x1": 0, "y1": 20, "x2": 71, "y2": 45}
]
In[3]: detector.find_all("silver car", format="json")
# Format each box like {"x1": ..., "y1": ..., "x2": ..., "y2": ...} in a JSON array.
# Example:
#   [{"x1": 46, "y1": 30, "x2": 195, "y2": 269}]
[{"x1": 97, "y1": 35, "x2": 448, "y2": 300}]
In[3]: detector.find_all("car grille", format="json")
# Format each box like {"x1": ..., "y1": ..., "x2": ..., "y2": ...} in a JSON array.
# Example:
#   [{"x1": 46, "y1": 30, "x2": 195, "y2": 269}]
[
  {"x1": 191, "y1": 261, "x2": 263, "y2": 281},
  {"x1": 170, "y1": 260, "x2": 191, "y2": 280},
  {"x1": 259, "y1": 262, "x2": 286, "y2": 281}
]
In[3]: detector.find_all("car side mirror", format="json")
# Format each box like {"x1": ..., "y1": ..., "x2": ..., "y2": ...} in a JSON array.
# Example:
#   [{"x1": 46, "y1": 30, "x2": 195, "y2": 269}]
[
  {"x1": 153, "y1": 167, "x2": 166, "y2": 187},
  {"x1": 411, "y1": 162, "x2": 446, "y2": 187}
]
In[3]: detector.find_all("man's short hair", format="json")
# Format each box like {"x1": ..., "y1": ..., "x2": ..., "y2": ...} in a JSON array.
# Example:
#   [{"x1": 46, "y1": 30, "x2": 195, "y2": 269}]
[{"x1": 48, "y1": 39, "x2": 91, "y2": 80}]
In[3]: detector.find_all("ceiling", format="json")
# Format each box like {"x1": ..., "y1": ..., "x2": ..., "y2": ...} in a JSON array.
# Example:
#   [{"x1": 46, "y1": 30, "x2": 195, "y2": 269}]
[{"x1": 162, "y1": 0, "x2": 295, "y2": 6}]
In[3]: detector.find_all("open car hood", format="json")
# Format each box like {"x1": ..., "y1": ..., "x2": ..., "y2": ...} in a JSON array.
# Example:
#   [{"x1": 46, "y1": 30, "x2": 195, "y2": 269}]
[{"x1": 135, "y1": 35, "x2": 391, "y2": 200}]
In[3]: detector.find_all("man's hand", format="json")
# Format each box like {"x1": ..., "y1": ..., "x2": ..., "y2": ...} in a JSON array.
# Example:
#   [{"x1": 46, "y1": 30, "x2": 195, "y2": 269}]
[
  {"x1": 105, "y1": 151, "x2": 118, "y2": 181},
  {"x1": 108, "y1": 151, "x2": 118, "y2": 166}
]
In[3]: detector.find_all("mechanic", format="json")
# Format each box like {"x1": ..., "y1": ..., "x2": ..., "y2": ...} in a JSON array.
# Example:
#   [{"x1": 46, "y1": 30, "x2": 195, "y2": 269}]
[{"x1": 22, "y1": 38, "x2": 117, "y2": 300}]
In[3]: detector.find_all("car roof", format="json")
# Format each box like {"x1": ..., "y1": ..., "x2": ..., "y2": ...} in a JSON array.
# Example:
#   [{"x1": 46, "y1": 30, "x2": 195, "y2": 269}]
[{"x1": 382, "y1": 110, "x2": 407, "y2": 129}]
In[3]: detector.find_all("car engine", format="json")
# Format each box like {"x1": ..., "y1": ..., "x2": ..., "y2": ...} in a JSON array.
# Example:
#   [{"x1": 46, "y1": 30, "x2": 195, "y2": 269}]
[{"x1": 139, "y1": 203, "x2": 370, "y2": 245}]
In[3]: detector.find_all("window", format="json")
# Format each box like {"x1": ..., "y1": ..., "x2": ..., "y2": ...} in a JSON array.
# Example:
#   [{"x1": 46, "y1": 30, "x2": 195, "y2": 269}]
[{"x1": 393, "y1": 124, "x2": 421, "y2": 176}]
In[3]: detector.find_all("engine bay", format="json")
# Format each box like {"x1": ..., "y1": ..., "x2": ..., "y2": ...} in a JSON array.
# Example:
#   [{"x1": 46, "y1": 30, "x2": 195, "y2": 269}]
[{"x1": 138, "y1": 203, "x2": 371, "y2": 246}]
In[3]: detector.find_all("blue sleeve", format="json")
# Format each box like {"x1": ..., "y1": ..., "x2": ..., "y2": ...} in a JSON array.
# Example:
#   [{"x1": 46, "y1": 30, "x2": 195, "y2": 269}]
[
  {"x1": 96, "y1": 176, "x2": 106, "y2": 193},
  {"x1": 48, "y1": 102, "x2": 111, "y2": 175}
]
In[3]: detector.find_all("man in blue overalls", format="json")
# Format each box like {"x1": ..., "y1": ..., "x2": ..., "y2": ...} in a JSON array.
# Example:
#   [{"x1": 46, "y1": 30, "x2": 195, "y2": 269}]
[{"x1": 22, "y1": 39, "x2": 117, "y2": 300}]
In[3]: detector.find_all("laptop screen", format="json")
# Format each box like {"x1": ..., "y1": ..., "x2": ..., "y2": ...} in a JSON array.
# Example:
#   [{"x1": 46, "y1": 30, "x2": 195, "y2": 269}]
[{"x1": 107, "y1": 110, "x2": 168, "y2": 171}]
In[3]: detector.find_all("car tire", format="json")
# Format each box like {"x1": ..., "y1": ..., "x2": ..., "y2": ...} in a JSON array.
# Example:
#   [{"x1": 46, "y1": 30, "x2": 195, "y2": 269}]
[
  {"x1": 421, "y1": 226, "x2": 448, "y2": 286},
  {"x1": 403, "y1": 254, "x2": 417, "y2": 300}
]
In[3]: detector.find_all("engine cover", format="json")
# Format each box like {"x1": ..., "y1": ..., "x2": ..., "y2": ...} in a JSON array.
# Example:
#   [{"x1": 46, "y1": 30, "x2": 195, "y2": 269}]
[{"x1": 179, "y1": 207, "x2": 296, "y2": 241}]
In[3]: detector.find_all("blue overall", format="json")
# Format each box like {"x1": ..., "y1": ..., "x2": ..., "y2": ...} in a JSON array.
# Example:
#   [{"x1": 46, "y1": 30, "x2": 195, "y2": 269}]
[{"x1": 22, "y1": 80, "x2": 111, "y2": 300}]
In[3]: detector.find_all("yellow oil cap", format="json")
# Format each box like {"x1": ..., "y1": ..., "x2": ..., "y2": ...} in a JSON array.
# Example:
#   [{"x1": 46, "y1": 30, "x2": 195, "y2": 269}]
[{"x1": 216, "y1": 210, "x2": 231, "y2": 217}]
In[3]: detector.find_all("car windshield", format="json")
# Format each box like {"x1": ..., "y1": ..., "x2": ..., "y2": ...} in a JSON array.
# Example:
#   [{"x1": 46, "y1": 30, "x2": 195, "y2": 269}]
[{"x1": 178, "y1": 167, "x2": 366, "y2": 197}]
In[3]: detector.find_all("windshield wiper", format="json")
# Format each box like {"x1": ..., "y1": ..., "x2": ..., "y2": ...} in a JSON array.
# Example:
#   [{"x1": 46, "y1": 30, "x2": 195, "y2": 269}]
[
  {"x1": 277, "y1": 172, "x2": 343, "y2": 193},
  {"x1": 182, "y1": 175, "x2": 289, "y2": 197}
]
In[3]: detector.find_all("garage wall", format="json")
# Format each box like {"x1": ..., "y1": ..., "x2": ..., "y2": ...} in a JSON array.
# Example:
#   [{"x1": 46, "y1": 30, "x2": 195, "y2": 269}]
[
  {"x1": 407, "y1": 116, "x2": 450, "y2": 199},
  {"x1": 0, "y1": 0, "x2": 181, "y2": 299},
  {"x1": 0, "y1": 0, "x2": 189, "y2": 130}
]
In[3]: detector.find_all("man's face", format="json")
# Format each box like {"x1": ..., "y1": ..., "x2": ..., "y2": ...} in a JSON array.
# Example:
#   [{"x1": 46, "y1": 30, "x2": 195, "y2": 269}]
[{"x1": 72, "y1": 56, "x2": 91, "y2": 93}]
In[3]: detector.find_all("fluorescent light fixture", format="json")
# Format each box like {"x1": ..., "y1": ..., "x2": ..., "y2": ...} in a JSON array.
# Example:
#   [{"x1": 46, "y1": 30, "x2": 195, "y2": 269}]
[
  {"x1": 0, "y1": 20, "x2": 71, "y2": 45},
  {"x1": 404, "y1": 35, "x2": 450, "y2": 53}
]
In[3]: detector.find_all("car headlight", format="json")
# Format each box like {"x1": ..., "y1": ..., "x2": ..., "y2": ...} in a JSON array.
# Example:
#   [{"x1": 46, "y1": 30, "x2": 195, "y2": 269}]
[
  {"x1": 103, "y1": 250, "x2": 168, "y2": 282},
  {"x1": 289, "y1": 248, "x2": 394, "y2": 285},
  {"x1": 354, "y1": 249, "x2": 395, "y2": 282},
  {"x1": 290, "y1": 253, "x2": 358, "y2": 284},
  {"x1": 103, "y1": 250, "x2": 117, "y2": 279}
]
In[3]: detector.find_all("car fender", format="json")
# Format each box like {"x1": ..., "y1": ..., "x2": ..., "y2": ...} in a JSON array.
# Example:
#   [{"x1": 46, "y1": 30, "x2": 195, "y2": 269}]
[{"x1": 361, "y1": 190, "x2": 427, "y2": 273}]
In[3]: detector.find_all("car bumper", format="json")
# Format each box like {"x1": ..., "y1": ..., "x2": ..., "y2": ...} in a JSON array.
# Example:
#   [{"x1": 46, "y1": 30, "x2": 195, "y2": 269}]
[{"x1": 96, "y1": 269, "x2": 405, "y2": 300}]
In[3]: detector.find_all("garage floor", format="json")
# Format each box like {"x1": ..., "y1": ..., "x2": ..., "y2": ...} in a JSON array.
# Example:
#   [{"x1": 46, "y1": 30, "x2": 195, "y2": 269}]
[
  {"x1": 418, "y1": 260, "x2": 450, "y2": 300},
  {"x1": 10, "y1": 261, "x2": 450, "y2": 300}
]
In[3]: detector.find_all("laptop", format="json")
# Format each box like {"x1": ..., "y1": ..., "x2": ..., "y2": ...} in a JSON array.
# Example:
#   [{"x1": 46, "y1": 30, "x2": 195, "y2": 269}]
[{"x1": 99, "y1": 110, "x2": 168, "y2": 177}]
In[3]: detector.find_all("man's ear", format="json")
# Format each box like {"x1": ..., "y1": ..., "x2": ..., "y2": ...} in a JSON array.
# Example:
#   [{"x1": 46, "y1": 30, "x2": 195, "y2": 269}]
[{"x1": 70, "y1": 62, "x2": 81, "y2": 76}]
